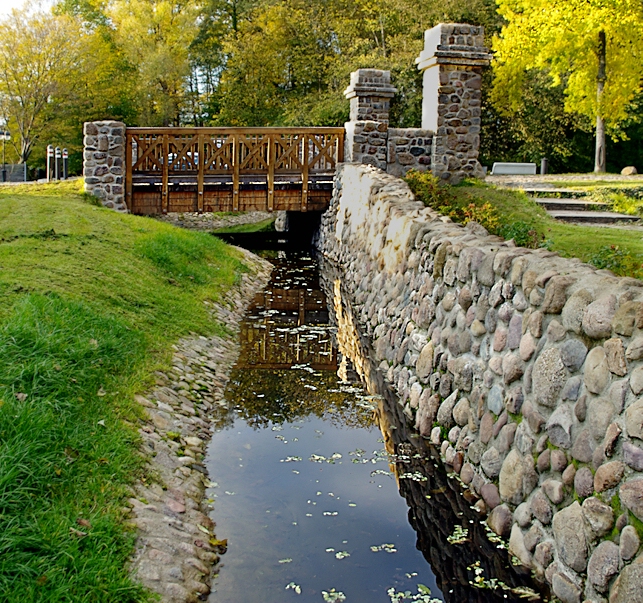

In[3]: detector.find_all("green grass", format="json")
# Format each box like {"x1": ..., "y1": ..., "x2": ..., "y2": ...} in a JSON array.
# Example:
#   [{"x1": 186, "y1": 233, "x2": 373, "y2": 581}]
[
  {"x1": 212, "y1": 217, "x2": 276, "y2": 234},
  {"x1": 406, "y1": 173, "x2": 643, "y2": 280},
  {"x1": 0, "y1": 181, "x2": 254, "y2": 601}
]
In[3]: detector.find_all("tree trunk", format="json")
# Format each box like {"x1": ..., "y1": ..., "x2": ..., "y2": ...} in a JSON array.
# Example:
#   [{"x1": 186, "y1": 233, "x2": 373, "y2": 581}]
[{"x1": 594, "y1": 30, "x2": 606, "y2": 173}]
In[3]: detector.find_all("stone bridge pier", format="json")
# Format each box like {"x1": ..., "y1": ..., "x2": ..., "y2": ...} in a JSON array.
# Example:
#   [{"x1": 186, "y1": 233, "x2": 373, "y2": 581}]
[{"x1": 344, "y1": 23, "x2": 491, "y2": 183}]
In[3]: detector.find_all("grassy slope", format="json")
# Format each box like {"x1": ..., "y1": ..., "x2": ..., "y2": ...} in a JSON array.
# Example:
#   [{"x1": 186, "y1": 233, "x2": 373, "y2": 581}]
[
  {"x1": 0, "y1": 181, "x2": 252, "y2": 602},
  {"x1": 451, "y1": 183, "x2": 643, "y2": 278}
]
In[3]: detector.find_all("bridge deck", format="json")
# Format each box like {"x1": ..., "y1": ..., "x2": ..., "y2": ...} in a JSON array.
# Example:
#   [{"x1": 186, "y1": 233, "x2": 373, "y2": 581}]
[{"x1": 125, "y1": 127, "x2": 344, "y2": 215}]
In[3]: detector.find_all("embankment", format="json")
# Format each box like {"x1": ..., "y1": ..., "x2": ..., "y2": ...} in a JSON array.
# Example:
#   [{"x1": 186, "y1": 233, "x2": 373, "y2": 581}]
[{"x1": 318, "y1": 164, "x2": 643, "y2": 603}]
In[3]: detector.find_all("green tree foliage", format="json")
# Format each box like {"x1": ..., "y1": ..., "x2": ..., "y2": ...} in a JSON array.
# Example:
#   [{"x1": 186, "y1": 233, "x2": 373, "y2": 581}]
[{"x1": 492, "y1": 0, "x2": 643, "y2": 172}]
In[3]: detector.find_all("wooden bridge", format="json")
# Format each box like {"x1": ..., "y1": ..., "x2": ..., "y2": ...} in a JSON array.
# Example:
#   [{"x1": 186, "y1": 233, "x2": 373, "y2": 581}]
[{"x1": 125, "y1": 127, "x2": 344, "y2": 215}]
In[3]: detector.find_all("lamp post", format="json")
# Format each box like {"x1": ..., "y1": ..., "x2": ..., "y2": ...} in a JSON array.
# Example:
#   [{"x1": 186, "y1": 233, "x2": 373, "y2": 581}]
[{"x1": 0, "y1": 130, "x2": 10, "y2": 183}]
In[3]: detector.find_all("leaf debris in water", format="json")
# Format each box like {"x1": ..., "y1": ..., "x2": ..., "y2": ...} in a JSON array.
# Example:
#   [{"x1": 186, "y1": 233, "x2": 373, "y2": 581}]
[
  {"x1": 280, "y1": 456, "x2": 302, "y2": 463},
  {"x1": 323, "y1": 511, "x2": 338, "y2": 516},
  {"x1": 371, "y1": 543, "x2": 397, "y2": 553},
  {"x1": 278, "y1": 558, "x2": 292, "y2": 564},
  {"x1": 285, "y1": 581, "x2": 301, "y2": 594},
  {"x1": 322, "y1": 589, "x2": 346, "y2": 602},
  {"x1": 335, "y1": 551, "x2": 350, "y2": 560}
]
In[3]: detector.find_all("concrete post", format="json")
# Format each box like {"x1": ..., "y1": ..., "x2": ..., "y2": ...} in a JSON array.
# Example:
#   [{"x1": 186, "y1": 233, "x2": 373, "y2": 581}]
[
  {"x1": 343, "y1": 69, "x2": 397, "y2": 170},
  {"x1": 83, "y1": 121, "x2": 127, "y2": 212},
  {"x1": 416, "y1": 23, "x2": 491, "y2": 182}
]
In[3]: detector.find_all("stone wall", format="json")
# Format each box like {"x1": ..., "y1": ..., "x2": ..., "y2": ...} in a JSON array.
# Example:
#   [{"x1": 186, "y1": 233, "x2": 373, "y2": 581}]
[
  {"x1": 83, "y1": 121, "x2": 127, "y2": 212},
  {"x1": 344, "y1": 24, "x2": 490, "y2": 183},
  {"x1": 318, "y1": 163, "x2": 643, "y2": 603}
]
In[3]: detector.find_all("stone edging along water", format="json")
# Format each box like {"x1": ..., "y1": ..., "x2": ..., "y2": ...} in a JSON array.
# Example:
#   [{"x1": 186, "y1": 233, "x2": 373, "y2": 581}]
[
  {"x1": 127, "y1": 247, "x2": 272, "y2": 603},
  {"x1": 317, "y1": 163, "x2": 643, "y2": 603}
]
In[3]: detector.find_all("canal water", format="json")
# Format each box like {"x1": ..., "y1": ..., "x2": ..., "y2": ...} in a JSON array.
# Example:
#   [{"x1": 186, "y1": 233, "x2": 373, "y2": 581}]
[{"x1": 204, "y1": 250, "x2": 549, "y2": 603}]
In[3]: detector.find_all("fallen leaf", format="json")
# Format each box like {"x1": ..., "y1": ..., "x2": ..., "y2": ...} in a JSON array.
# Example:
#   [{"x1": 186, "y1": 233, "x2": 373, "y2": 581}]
[
  {"x1": 69, "y1": 527, "x2": 87, "y2": 538},
  {"x1": 76, "y1": 518, "x2": 92, "y2": 529},
  {"x1": 15, "y1": 393, "x2": 27, "y2": 402},
  {"x1": 36, "y1": 575, "x2": 47, "y2": 586},
  {"x1": 197, "y1": 524, "x2": 211, "y2": 535},
  {"x1": 97, "y1": 388, "x2": 106, "y2": 397},
  {"x1": 97, "y1": 420, "x2": 106, "y2": 427},
  {"x1": 89, "y1": 339, "x2": 98, "y2": 347}
]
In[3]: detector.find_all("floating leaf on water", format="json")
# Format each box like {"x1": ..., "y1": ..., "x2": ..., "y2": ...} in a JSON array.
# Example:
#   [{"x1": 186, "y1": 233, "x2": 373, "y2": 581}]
[
  {"x1": 335, "y1": 551, "x2": 350, "y2": 560},
  {"x1": 405, "y1": 573, "x2": 418, "y2": 579},
  {"x1": 305, "y1": 513, "x2": 313, "y2": 517},
  {"x1": 370, "y1": 469, "x2": 391, "y2": 477},
  {"x1": 293, "y1": 470, "x2": 300, "y2": 474},
  {"x1": 280, "y1": 456, "x2": 302, "y2": 463},
  {"x1": 278, "y1": 558, "x2": 292, "y2": 564},
  {"x1": 399, "y1": 472, "x2": 428, "y2": 483},
  {"x1": 310, "y1": 455, "x2": 326, "y2": 463},
  {"x1": 348, "y1": 503, "x2": 357, "y2": 507},
  {"x1": 285, "y1": 581, "x2": 302, "y2": 594},
  {"x1": 271, "y1": 426, "x2": 284, "y2": 432},
  {"x1": 325, "y1": 548, "x2": 335, "y2": 553},
  {"x1": 447, "y1": 525, "x2": 469, "y2": 545},
  {"x1": 322, "y1": 511, "x2": 338, "y2": 516},
  {"x1": 321, "y1": 589, "x2": 346, "y2": 602},
  {"x1": 371, "y1": 543, "x2": 397, "y2": 553},
  {"x1": 205, "y1": 480, "x2": 218, "y2": 488},
  {"x1": 224, "y1": 491, "x2": 235, "y2": 496}
]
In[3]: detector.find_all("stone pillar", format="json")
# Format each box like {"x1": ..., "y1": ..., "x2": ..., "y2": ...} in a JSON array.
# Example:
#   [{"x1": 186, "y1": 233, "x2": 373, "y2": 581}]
[
  {"x1": 416, "y1": 23, "x2": 491, "y2": 182},
  {"x1": 343, "y1": 69, "x2": 397, "y2": 171},
  {"x1": 83, "y1": 121, "x2": 127, "y2": 212}
]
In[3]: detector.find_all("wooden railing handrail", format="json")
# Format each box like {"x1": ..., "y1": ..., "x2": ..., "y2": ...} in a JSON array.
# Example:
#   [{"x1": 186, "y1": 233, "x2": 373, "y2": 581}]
[
  {"x1": 125, "y1": 126, "x2": 344, "y2": 213},
  {"x1": 126, "y1": 126, "x2": 345, "y2": 135}
]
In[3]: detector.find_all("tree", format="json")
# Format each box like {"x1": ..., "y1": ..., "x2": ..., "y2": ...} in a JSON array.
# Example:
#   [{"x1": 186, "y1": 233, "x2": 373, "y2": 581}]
[
  {"x1": 108, "y1": 0, "x2": 200, "y2": 126},
  {"x1": 492, "y1": 0, "x2": 643, "y2": 172},
  {"x1": 0, "y1": 6, "x2": 92, "y2": 163}
]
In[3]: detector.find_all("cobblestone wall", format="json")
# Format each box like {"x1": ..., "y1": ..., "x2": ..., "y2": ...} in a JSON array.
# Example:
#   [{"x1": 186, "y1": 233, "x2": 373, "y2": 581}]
[
  {"x1": 318, "y1": 164, "x2": 643, "y2": 603},
  {"x1": 83, "y1": 121, "x2": 127, "y2": 212}
]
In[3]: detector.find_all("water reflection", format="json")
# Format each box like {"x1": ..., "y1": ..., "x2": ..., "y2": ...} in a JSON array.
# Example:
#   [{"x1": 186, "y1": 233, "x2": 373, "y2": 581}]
[{"x1": 321, "y1": 259, "x2": 550, "y2": 603}]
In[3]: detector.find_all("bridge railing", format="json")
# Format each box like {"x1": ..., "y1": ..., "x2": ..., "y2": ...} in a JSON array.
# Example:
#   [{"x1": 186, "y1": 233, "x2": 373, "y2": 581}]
[{"x1": 125, "y1": 127, "x2": 344, "y2": 213}]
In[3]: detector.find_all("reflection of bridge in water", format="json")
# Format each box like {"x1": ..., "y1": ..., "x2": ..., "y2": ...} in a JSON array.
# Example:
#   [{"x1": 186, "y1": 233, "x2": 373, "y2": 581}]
[{"x1": 236, "y1": 287, "x2": 338, "y2": 371}]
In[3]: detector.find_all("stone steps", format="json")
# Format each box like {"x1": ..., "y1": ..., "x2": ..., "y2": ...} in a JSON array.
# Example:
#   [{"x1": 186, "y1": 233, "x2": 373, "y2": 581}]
[{"x1": 521, "y1": 190, "x2": 640, "y2": 225}]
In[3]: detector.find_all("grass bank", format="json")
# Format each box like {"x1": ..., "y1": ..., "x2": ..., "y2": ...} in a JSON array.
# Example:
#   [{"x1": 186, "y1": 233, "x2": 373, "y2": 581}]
[
  {"x1": 0, "y1": 181, "x2": 254, "y2": 601},
  {"x1": 405, "y1": 172, "x2": 643, "y2": 280}
]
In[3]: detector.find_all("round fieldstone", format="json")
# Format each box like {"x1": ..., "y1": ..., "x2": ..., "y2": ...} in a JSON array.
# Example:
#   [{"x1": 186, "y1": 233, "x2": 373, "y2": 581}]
[
  {"x1": 499, "y1": 449, "x2": 531, "y2": 505},
  {"x1": 541, "y1": 276, "x2": 575, "y2": 314},
  {"x1": 503, "y1": 353, "x2": 524, "y2": 384},
  {"x1": 471, "y1": 319, "x2": 486, "y2": 336},
  {"x1": 620, "y1": 479, "x2": 643, "y2": 521},
  {"x1": 626, "y1": 398, "x2": 643, "y2": 440},
  {"x1": 415, "y1": 342, "x2": 434, "y2": 383},
  {"x1": 481, "y1": 446, "x2": 503, "y2": 479},
  {"x1": 519, "y1": 332, "x2": 537, "y2": 361},
  {"x1": 552, "y1": 501, "x2": 588, "y2": 572},
  {"x1": 560, "y1": 339, "x2": 588, "y2": 372},
  {"x1": 528, "y1": 310, "x2": 544, "y2": 338},
  {"x1": 562, "y1": 464, "x2": 576, "y2": 487},
  {"x1": 603, "y1": 422, "x2": 622, "y2": 457},
  {"x1": 546, "y1": 404, "x2": 574, "y2": 449},
  {"x1": 613, "y1": 301, "x2": 642, "y2": 336},
  {"x1": 587, "y1": 541, "x2": 621, "y2": 593},
  {"x1": 487, "y1": 384, "x2": 504, "y2": 415},
  {"x1": 626, "y1": 336, "x2": 643, "y2": 361},
  {"x1": 588, "y1": 397, "x2": 615, "y2": 441},
  {"x1": 509, "y1": 524, "x2": 532, "y2": 566},
  {"x1": 542, "y1": 479, "x2": 564, "y2": 504},
  {"x1": 551, "y1": 449, "x2": 568, "y2": 472},
  {"x1": 514, "y1": 502, "x2": 532, "y2": 528},
  {"x1": 611, "y1": 559, "x2": 643, "y2": 603},
  {"x1": 620, "y1": 525, "x2": 640, "y2": 561},
  {"x1": 531, "y1": 489, "x2": 553, "y2": 524},
  {"x1": 460, "y1": 463, "x2": 474, "y2": 485},
  {"x1": 494, "y1": 327, "x2": 507, "y2": 352},
  {"x1": 533, "y1": 348, "x2": 568, "y2": 407},
  {"x1": 562, "y1": 289, "x2": 593, "y2": 334},
  {"x1": 574, "y1": 466, "x2": 594, "y2": 498},
  {"x1": 561, "y1": 376, "x2": 582, "y2": 401},
  {"x1": 487, "y1": 503, "x2": 512, "y2": 537},
  {"x1": 507, "y1": 314, "x2": 522, "y2": 349},
  {"x1": 523, "y1": 523, "x2": 543, "y2": 552},
  {"x1": 552, "y1": 572, "x2": 581, "y2": 603},
  {"x1": 604, "y1": 337, "x2": 628, "y2": 376},
  {"x1": 582, "y1": 294, "x2": 617, "y2": 339},
  {"x1": 481, "y1": 483, "x2": 502, "y2": 509},
  {"x1": 452, "y1": 397, "x2": 470, "y2": 426},
  {"x1": 480, "y1": 411, "x2": 495, "y2": 444},
  {"x1": 624, "y1": 441, "x2": 643, "y2": 471},
  {"x1": 584, "y1": 347, "x2": 611, "y2": 395},
  {"x1": 631, "y1": 366, "x2": 643, "y2": 396},
  {"x1": 533, "y1": 540, "x2": 554, "y2": 572},
  {"x1": 537, "y1": 449, "x2": 551, "y2": 473},
  {"x1": 582, "y1": 496, "x2": 614, "y2": 536}
]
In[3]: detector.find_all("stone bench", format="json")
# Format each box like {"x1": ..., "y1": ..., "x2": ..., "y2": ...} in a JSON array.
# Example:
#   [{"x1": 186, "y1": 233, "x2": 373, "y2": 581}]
[{"x1": 491, "y1": 162, "x2": 537, "y2": 175}]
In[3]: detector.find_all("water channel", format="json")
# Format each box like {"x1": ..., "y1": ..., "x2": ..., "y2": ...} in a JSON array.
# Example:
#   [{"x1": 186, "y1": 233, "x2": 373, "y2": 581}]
[{"x1": 204, "y1": 238, "x2": 550, "y2": 603}]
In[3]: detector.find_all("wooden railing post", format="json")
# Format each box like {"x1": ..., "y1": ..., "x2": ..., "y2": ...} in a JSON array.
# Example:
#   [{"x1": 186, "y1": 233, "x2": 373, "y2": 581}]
[
  {"x1": 197, "y1": 133, "x2": 204, "y2": 212},
  {"x1": 125, "y1": 132, "x2": 133, "y2": 210},
  {"x1": 162, "y1": 134, "x2": 169, "y2": 214},
  {"x1": 267, "y1": 134, "x2": 275, "y2": 212},
  {"x1": 301, "y1": 135, "x2": 309, "y2": 212},
  {"x1": 232, "y1": 134, "x2": 240, "y2": 211}
]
